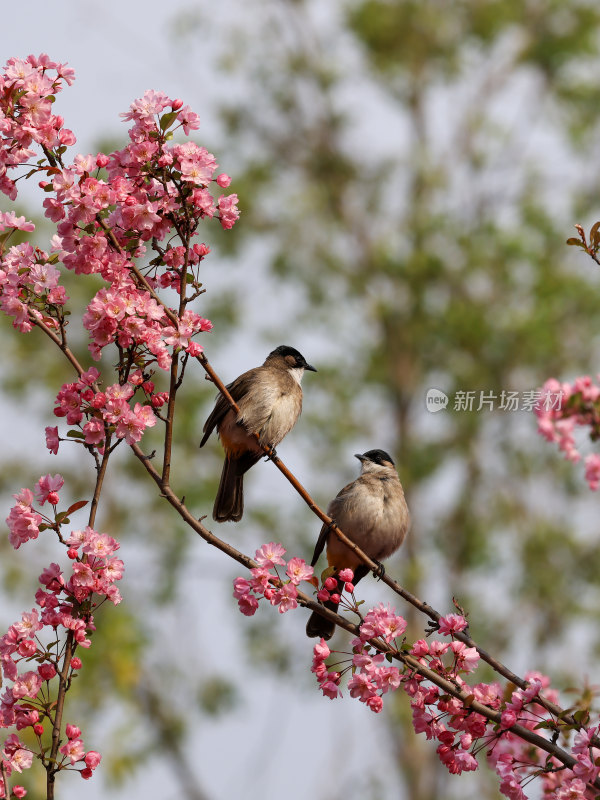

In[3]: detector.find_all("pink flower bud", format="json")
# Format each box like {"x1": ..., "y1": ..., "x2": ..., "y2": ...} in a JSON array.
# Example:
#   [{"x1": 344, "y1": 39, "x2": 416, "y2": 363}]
[
  {"x1": 80, "y1": 767, "x2": 93, "y2": 780},
  {"x1": 330, "y1": 593, "x2": 340, "y2": 605},
  {"x1": 13, "y1": 787, "x2": 27, "y2": 799},
  {"x1": 171, "y1": 98, "x2": 184, "y2": 110},
  {"x1": 344, "y1": 582, "x2": 354, "y2": 593},
  {"x1": 34, "y1": 723, "x2": 45, "y2": 736},
  {"x1": 338, "y1": 568, "x2": 354, "y2": 582},
  {"x1": 500, "y1": 709, "x2": 517, "y2": 729},
  {"x1": 18, "y1": 640, "x2": 36, "y2": 657},
  {"x1": 216, "y1": 173, "x2": 231, "y2": 188},
  {"x1": 47, "y1": 492, "x2": 60, "y2": 506},
  {"x1": 67, "y1": 548, "x2": 78, "y2": 560},
  {"x1": 324, "y1": 577, "x2": 338, "y2": 591},
  {"x1": 317, "y1": 589, "x2": 330, "y2": 602},
  {"x1": 71, "y1": 657, "x2": 82, "y2": 670},
  {"x1": 38, "y1": 663, "x2": 57, "y2": 681},
  {"x1": 66, "y1": 724, "x2": 81, "y2": 740},
  {"x1": 96, "y1": 153, "x2": 110, "y2": 168},
  {"x1": 84, "y1": 750, "x2": 102, "y2": 769}
]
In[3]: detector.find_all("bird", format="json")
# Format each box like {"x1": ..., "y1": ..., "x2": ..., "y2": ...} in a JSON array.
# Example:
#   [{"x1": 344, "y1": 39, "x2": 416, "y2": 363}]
[
  {"x1": 200, "y1": 345, "x2": 317, "y2": 522},
  {"x1": 306, "y1": 449, "x2": 410, "y2": 640}
]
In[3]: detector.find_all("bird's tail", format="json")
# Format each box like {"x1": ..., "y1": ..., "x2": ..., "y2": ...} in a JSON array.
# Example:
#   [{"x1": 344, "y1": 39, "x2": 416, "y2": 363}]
[
  {"x1": 213, "y1": 457, "x2": 245, "y2": 522},
  {"x1": 306, "y1": 597, "x2": 339, "y2": 640}
]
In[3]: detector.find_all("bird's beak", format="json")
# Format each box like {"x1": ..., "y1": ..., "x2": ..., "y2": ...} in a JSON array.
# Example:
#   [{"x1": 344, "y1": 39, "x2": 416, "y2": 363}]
[
  {"x1": 304, "y1": 363, "x2": 317, "y2": 372},
  {"x1": 354, "y1": 453, "x2": 366, "y2": 462}
]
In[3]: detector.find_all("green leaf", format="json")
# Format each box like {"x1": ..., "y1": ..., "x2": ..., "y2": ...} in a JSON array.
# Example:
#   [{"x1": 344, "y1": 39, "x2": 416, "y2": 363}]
[
  {"x1": 160, "y1": 111, "x2": 178, "y2": 131},
  {"x1": 566, "y1": 237, "x2": 585, "y2": 248}
]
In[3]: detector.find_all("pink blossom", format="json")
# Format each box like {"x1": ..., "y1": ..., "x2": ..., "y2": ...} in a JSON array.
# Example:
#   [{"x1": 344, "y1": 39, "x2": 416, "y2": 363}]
[
  {"x1": 84, "y1": 750, "x2": 102, "y2": 769},
  {"x1": 254, "y1": 542, "x2": 286, "y2": 568},
  {"x1": 60, "y1": 737, "x2": 85, "y2": 764},
  {"x1": 0, "y1": 211, "x2": 35, "y2": 232},
  {"x1": 12, "y1": 671, "x2": 42, "y2": 700},
  {"x1": 359, "y1": 604, "x2": 407, "y2": 643},
  {"x1": 437, "y1": 613, "x2": 468, "y2": 636},
  {"x1": 285, "y1": 557, "x2": 313, "y2": 585},
  {"x1": 45, "y1": 426, "x2": 59, "y2": 454},
  {"x1": 114, "y1": 402, "x2": 156, "y2": 444},
  {"x1": 217, "y1": 193, "x2": 240, "y2": 230},
  {"x1": 34, "y1": 473, "x2": 64, "y2": 505},
  {"x1": 319, "y1": 678, "x2": 342, "y2": 700},
  {"x1": 272, "y1": 582, "x2": 298, "y2": 613},
  {"x1": 2, "y1": 735, "x2": 33, "y2": 773},
  {"x1": 65, "y1": 723, "x2": 81, "y2": 740},
  {"x1": 14, "y1": 610, "x2": 42, "y2": 639},
  {"x1": 556, "y1": 778, "x2": 588, "y2": 799},
  {"x1": 6, "y1": 494, "x2": 42, "y2": 549},
  {"x1": 38, "y1": 663, "x2": 56, "y2": 681},
  {"x1": 237, "y1": 594, "x2": 259, "y2": 616}
]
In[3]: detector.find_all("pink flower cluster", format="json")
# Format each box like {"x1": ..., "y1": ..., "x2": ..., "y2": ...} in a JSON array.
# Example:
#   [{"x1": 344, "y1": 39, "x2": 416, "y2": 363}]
[
  {"x1": 1, "y1": 476, "x2": 123, "y2": 788},
  {"x1": 49, "y1": 365, "x2": 162, "y2": 450},
  {"x1": 58, "y1": 724, "x2": 101, "y2": 780},
  {"x1": 308, "y1": 604, "x2": 600, "y2": 796},
  {"x1": 0, "y1": 239, "x2": 67, "y2": 333},
  {"x1": 0, "y1": 55, "x2": 75, "y2": 201},
  {"x1": 535, "y1": 376, "x2": 600, "y2": 489},
  {"x1": 0, "y1": 55, "x2": 236, "y2": 373},
  {"x1": 233, "y1": 542, "x2": 314, "y2": 616},
  {"x1": 316, "y1": 567, "x2": 354, "y2": 606},
  {"x1": 311, "y1": 603, "x2": 407, "y2": 711}
]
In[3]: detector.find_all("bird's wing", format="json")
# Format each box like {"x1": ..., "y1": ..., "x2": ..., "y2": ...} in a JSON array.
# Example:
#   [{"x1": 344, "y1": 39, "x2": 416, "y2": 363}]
[
  {"x1": 309, "y1": 479, "x2": 355, "y2": 567},
  {"x1": 199, "y1": 369, "x2": 258, "y2": 447}
]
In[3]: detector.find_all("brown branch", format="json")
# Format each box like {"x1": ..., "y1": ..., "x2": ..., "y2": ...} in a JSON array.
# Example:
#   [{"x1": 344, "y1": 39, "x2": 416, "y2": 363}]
[
  {"x1": 47, "y1": 629, "x2": 76, "y2": 800},
  {"x1": 130, "y1": 438, "x2": 595, "y2": 785},
  {"x1": 88, "y1": 436, "x2": 112, "y2": 529},
  {"x1": 196, "y1": 350, "x2": 584, "y2": 731},
  {"x1": 27, "y1": 304, "x2": 595, "y2": 784}
]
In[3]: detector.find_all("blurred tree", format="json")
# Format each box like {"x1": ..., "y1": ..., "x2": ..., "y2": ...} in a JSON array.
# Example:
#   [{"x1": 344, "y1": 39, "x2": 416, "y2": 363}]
[{"x1": 169, "y1": 0, "x2": 600, "y2": 797}]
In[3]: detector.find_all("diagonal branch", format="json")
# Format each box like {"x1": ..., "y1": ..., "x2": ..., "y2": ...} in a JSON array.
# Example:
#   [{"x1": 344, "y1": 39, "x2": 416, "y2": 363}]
[
  {"x1": 196, "y1": 350, "x2": 582, "y2": 729},
  {"x1": 129, "y1": 441, "x2": 595, "y2": 787}
]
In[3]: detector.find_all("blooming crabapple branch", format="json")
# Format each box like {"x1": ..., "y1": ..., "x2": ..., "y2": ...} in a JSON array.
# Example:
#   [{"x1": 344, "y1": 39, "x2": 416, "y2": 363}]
[
  {"x1": 126, "y1": 440, "x2": 594, "y2": 783},
  {"x1": 196, "y1": 351, "x2": 579, "y2": 727}
]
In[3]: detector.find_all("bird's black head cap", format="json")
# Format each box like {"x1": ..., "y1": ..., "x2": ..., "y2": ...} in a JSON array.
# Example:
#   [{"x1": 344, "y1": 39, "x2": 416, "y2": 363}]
[
  {"x1": 268, "y1": 345, "x2": 317, "y2": 372},
  {"x1": 357, "y1": 449, "x2": 395, "y2": 466}
]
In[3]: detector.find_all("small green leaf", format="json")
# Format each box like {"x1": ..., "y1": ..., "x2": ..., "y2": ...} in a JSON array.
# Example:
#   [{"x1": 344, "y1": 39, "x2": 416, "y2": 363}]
[{"x1": 160, "y1": 111, "x2": 178, "y2": 131}]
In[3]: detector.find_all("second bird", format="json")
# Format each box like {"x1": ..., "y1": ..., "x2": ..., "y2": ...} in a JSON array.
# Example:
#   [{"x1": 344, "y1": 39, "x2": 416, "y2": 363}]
[
  {"x1": 200, "y1": 345, "x2": 317, "y2": 522},
  {"x1": 306, "y1": 449, "x2": 410, "y2": 640}
]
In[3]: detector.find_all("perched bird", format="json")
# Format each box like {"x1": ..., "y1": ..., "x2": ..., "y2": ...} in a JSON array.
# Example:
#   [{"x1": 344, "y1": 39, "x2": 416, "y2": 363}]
[
  {"x1": 200, "y1": 345, "x2": 317, "y2": 522},
  {"x1": 306, "y1": 449, "x2": 410, "y2": 640}
]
